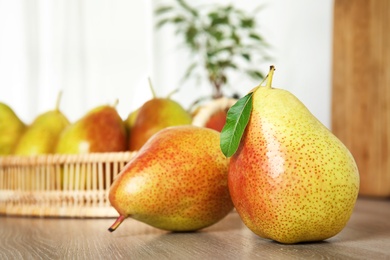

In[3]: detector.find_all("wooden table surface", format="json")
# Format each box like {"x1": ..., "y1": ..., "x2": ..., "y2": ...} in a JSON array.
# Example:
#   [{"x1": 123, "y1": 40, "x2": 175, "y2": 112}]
[{"x1": 1, "y1": 197, "x2": 389, "y2": 259}]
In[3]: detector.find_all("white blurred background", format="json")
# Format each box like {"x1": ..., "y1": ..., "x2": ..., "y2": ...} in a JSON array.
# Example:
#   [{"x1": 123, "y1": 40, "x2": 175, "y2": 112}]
[{"x1": 0, "y1": 0, "x2": 333, "y2": 127}]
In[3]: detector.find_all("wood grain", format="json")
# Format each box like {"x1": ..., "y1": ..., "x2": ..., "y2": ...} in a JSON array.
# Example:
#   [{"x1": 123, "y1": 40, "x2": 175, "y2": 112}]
[
  {"x1": 0, "y1": 198, "x2": 389, "y2": 259},
  {"x1": 332, "y1": 0, "x2": 390, "y2": 197}
]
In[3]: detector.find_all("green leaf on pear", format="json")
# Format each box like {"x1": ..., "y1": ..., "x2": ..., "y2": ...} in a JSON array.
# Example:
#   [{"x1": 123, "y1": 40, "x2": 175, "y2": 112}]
[{"x1": 220, "y1": 92, "x2": 253, "y2": 157}]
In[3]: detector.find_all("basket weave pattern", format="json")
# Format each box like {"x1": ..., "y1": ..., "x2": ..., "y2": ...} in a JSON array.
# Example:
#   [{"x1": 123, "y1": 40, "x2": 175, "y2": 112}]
[{"x1": 0, "y1": 152, "x2": 135, "y2": 218}]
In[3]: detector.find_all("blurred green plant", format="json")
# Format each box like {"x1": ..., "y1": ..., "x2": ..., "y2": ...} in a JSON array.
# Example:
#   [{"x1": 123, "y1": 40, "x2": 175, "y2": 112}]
[{"x1": 155, "y1": 0, "x2": 271, "y2": 99}]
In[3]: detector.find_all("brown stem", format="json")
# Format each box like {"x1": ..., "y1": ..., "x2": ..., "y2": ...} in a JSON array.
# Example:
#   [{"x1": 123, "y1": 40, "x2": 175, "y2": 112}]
[
  {"x1": 211, "y1": 80, "x2": 223, "y2": 99},
  {"x1": 266, "y1": 65, "x2": 276, "y2": 89},
  {"x1": 108, "y1": 215, "x2": 127, "y2": 232}
]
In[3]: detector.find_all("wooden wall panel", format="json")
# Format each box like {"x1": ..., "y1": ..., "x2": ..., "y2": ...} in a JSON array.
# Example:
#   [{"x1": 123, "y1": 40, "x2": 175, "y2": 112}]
[{"x1": 332, "y1": 0, "x2": 390, "y2": 197}]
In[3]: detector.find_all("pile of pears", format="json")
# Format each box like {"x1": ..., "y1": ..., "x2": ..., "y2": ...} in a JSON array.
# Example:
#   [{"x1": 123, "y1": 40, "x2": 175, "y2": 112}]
[
  {"x1": 0, "y1": 69, "x2": 360, "y2": 244},
  {"x1": 0, "y1": 94, "x2": 128, "y2": 156},
  {"x1": 107, "y1": 66, "x2": 359, "y2": 245},
  {"x1": 0, "y1": 84, "x2": 194, "y2": 156}
]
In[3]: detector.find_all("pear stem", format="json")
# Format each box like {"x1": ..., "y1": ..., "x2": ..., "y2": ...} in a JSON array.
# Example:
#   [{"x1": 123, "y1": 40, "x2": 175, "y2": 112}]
[
  {"x1": 108, "y1": 215, "x2": 127, "y2": 232},
  {"x1": 266, "y1": 65, "x2": 275, "y2": 89},
  {"x1": 55, "y1": 91, "x2": 63, "y2": 111},
  {"x1": 112, "y1": 99, "x2": 119, "y2": 108},
  {"x1": 166, "y1": 87, "x2": 179, "y2": 99},
  {"x1": 148, "y1": 77, "x2": 157, "y2": 98}
]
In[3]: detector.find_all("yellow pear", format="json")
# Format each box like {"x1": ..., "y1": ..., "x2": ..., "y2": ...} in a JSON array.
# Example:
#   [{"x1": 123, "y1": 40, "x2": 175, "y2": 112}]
[
  {"x1": 225, "y1": 66, "x2": 359, "y2": 244},
  {"x1": 108, "y1": 126, "x2": 233, "y2": 232},
  {"x1": 0, "y1": 102, "x2": 26, "y2": 155},
  {"x1": 123, "y1": 107, "x2": 139, "y2": 137},
  {"x1": 13, "y1": 93, "x2": 69, "y2": 155}
]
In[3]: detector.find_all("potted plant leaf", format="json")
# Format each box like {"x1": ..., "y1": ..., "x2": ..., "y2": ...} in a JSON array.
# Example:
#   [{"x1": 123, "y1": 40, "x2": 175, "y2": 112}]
[{"x1": 155, "y1": 0, "x2": 271, "y2": 131}]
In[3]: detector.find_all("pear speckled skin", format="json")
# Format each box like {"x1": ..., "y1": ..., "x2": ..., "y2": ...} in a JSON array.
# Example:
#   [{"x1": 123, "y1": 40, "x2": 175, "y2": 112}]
[
  {"x1": 109, "y1": 126, "x2": 233, "y2": 232},
  {"x1": 229, "y1": 86, "x2": 360, "y2": 244}
]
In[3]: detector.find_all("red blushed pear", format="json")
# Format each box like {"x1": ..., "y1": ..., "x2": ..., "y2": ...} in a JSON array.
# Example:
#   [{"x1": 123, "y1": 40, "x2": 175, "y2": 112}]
[
  {"x1": 128, "y1": 79, "x2": 192, "y2": 151},
  {"x1": 108, "y1": 126, "x2": 233, "y2": 232},
  {"x1": 192, "y1": 97, "x2": 237, "y2": 132},
  {"x1": 221, "y1": 66, "x2": 360, "y2": 244},
  {"x1": 55, "y1": 100, "x2": 127, "y2": 154}
]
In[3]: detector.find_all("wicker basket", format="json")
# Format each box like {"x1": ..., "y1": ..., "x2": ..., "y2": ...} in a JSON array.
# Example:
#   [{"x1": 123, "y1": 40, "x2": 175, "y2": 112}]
[{"x1": 0, "y1": 152, "x2": 136, "y2": 218}]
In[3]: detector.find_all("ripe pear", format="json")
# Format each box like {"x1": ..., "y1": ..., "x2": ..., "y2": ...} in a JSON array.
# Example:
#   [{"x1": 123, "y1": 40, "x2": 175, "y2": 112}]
[
  {"x1": 123, "y1": 107, "x2": 139, "y2": 137},
  {"x1": 108, "y1": 126, "x2": 233, "y2": 232},
  {"x1": 192, "y1": 97, "x2": 237, "y2": 132},
  {"x1": 128, "y1": 80, "x2": 192, "y2": 151},
  {"x1": 56, "y1": 102, "x2": 127, "y2": 154},
  {"x1": 226, "y1": 66, "x2": 359, "y2": 244},
  {"x1": 13, "y1": 93, "x2": 70, "y2": 155},
  {"x1": 0, "y1": 102, "x2": 26, "y2": 155}
]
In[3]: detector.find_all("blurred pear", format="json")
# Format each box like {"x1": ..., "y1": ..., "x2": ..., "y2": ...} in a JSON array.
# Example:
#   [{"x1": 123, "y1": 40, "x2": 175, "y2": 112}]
[
  {"x1": 123, "y1": 107, "x2": 139, "y2": 138},
  {"x1": 56, "y1": 101, "x2": 127, "y2": 154},
  {"x1": 14, "y1": 92, "x2": 69, "y2": 155},
  {"x1": 0, "y1": 102, "x2": 26, "y2": 155},
  {"x1": 128, "y1": 80, "x2": 192, "y2": 151}
]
